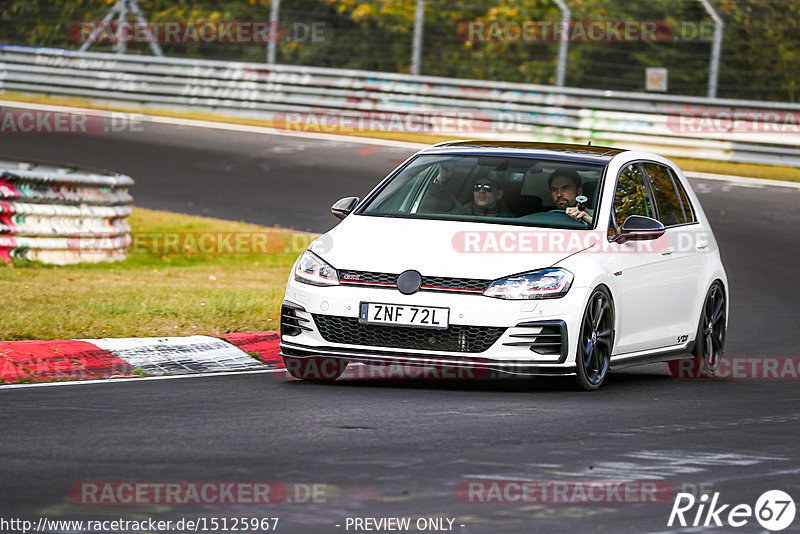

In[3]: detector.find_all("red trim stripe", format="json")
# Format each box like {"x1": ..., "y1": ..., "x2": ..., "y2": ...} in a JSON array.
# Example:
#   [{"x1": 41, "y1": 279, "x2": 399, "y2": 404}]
[
  {"x1": 342, "y1": 281, "x2": 484, "y2": 293},
  {"x1": 420, "y1": 285, "x2": 484, "y2": 292},
  {"x1": 341, "y1": 281, "x2": 396, "y2": 287}
]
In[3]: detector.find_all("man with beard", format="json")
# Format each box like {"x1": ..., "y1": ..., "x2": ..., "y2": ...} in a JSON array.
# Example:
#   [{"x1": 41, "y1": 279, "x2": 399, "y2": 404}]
[{"x1": 549, "y1": 169, "x2": 593, "y2": 224}]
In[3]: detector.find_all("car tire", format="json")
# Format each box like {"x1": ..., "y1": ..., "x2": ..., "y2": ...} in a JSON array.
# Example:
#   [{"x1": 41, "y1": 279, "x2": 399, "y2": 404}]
[
  {"x1": 691, "y1": 281, "x2": 726, "y2": 376},
  {"x1": 575, "y1": 286, "x2": 615, "y2": 391},
  {"x1": 283, "y1": 356, "x2": 347, "y2": 381}
]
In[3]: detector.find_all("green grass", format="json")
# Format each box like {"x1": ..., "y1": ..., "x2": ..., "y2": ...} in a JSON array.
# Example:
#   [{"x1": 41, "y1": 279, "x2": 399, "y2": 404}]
[
  {"x1": 0, "y1": 208, "x2": 314, "y2": 340},
  {"x1": 672, "y1": 157, "x2": 800, "y2": 183}
]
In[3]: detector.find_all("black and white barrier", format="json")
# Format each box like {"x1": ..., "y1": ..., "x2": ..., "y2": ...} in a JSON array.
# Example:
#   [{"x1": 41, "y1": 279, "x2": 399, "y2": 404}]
[{"x1": 0, "y1": 158, "x2": 133, "y2": 264}]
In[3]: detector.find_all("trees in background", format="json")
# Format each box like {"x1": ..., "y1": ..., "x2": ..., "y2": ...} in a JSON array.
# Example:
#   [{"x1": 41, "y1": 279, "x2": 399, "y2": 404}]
[{"x1": 1, "y1": 0, "x2": 797, "y2": 101}]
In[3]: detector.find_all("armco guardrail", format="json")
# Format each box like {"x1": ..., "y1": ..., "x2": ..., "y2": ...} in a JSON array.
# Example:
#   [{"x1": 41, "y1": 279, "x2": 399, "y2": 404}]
[
  {"x1": 2, "y1": 45, "x2": 800, "y2": 167},
  {"x1": 0, "y1": 158, "x2": 133, "y2": 264}
]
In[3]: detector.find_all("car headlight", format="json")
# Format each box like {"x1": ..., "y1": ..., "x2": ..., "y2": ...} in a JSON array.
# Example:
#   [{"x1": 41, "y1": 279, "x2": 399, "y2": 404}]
[
  {"x1": 483, "y1": 268, "x2": 573, "y2": 300},
  {"x1": 294, "y1": 250, "x2": 339, "y2": 286}
]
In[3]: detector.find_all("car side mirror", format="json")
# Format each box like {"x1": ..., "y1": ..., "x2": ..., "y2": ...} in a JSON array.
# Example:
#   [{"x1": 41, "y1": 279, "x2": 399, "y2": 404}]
[
  {"x1": 331, "y1": 197, "x2": 360, "y2": 220},
  {"x1": 615, "y1": 215, "x2": 665, "y2": 243}
]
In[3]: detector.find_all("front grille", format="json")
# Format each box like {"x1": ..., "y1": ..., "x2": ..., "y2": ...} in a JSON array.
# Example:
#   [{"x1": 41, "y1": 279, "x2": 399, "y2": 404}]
[
  {"x1": 338, "y1": 270, "x2": 491, "y2": 294},
  {"x1": 312, "y1": 314, "x2": 506, "y2": 353},
  {"x1": 339, "y1": 270, "x2": 397, "y2": 286},
  {"x1": 421, "y1": 276, "x2": 490, "y2": 292}
]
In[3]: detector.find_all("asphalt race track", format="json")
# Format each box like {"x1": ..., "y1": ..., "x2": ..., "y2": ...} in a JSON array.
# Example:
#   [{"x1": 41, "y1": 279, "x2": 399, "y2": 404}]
[
  {"x1": 1, "y1": 119, "x2": 415, "y2": 233},
  {"x1": 2, "y1": 116, "x2": 800, "y2": 533}
]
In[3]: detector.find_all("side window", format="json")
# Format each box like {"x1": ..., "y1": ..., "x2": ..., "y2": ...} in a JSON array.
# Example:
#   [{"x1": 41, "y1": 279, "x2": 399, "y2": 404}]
[
  {"x1": 376, "y1": 166, "x2": 432, "y2": 213},
  {"x1": 642, "y1": 163, "x2": 689, "y2": 226},
  {"x1": 671, "y1": 169, "x2": 697, "y2": 224},
  {"x1": 609, "y1": 164, "x2": 654, "y2": 239}
]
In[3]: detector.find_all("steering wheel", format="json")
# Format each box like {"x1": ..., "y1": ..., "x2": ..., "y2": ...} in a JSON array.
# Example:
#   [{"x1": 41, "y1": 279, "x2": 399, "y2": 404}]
[{"x1": 547, "y1": 209, "x2": 590, "y2": 227}]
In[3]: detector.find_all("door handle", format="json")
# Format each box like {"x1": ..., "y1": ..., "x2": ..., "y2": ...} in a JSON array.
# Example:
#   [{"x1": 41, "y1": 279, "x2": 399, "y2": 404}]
[
  {"x1": 661, "y1": 247, "x2": 674, "y2": 256},
  {"x1": 696, "y1": 240, "x2": 709, "y2": 250}
]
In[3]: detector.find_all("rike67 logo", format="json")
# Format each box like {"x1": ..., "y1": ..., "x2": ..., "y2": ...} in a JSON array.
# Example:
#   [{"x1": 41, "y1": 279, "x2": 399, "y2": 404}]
[{"x1": 668, "y1": 490, "x2": 796, "y2": 531}]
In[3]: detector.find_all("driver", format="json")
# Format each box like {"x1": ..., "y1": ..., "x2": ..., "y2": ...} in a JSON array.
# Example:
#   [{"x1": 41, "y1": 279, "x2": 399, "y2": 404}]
[
  {"x1": 433, "y1": 161, "x2": 456, "y2": 184},
  {"x1": 548, "y1": 169, "x2": 593, "y2": 224}
]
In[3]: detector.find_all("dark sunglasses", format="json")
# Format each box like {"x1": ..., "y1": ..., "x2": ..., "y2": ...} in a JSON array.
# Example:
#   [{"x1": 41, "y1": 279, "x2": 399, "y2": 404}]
[{"x1": 473, "y1": 183, "x2": 495, "y2": 192}]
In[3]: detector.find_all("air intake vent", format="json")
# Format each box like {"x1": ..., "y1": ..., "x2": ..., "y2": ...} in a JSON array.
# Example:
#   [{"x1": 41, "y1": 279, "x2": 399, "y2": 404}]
[
  {"x1": 503, "y1": 320, "x2": 567, "y2": 360},
  {"x1": 281, "y1": 303, "x2": 312, "y2": 337}
]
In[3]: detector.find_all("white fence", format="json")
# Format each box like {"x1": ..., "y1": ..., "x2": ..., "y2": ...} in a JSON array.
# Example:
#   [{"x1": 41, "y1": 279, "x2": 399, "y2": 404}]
[{"x1": 2, "y1": 45, "x2": 800, "y2": 167}]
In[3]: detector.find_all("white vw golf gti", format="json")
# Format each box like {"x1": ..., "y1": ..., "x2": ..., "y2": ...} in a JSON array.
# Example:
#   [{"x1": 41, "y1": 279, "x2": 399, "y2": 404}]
[{"x1": 280, "y1": 142, "x2": 728, "y2": 390}]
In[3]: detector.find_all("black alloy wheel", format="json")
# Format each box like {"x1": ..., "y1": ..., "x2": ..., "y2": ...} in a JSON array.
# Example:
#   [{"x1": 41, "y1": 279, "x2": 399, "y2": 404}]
[
  {"x1": 576, "y1": 287, "x2": 614, "y2": 391},
  {"x1": 692, "y1": 282, "x2": 727, "y2": 375}
]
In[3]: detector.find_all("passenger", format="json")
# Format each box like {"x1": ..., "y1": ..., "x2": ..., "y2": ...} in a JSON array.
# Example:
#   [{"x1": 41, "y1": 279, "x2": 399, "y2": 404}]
[
  {"x1": 548, "y1": 169, "x2": 593, "y2": 224},
  {"x1": 465, "y1": 175, "x2": 513, "y2": 217}
]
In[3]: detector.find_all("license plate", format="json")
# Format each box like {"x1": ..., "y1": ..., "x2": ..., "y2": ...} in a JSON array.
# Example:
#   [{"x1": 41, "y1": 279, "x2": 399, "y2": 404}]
[{"x1": 359, "y1": 302, "x2": 449, "y2": 329}]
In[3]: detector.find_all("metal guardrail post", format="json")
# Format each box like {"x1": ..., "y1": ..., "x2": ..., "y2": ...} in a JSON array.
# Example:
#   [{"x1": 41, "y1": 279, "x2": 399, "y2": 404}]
[
  {"x1": 267, "y1": 0, "x2": 281, "y2": 64},
  {"x1": 696, "y1": 0, "x2": 723, "y2": 99},
  {"x1": 552, "y1": 0, "x2": 571, "y2": 87},
  {"x1": 411, "y1": 0, "x2": 425, "y2": 76}
]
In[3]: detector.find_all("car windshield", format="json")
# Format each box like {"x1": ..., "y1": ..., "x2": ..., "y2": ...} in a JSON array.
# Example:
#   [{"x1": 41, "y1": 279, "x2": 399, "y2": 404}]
[{"x1": 360, "y1": 154, "x2": 606, "y2": 229}]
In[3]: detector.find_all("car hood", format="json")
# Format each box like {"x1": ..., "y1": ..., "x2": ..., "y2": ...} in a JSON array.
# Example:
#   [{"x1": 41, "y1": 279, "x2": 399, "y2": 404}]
[{"x1": 309, "y1": 215, "x2": 593, "y2": 280}]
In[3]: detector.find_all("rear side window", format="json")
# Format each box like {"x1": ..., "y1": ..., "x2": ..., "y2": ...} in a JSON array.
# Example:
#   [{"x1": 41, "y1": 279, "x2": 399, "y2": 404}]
[
  {"x1": 609, "y1": 164, "x2": 654, "y2": 239},
  {"x1": 642, "y1": 163, "x2": 696, "y2": 226},
  {"x1": 672, "y1": 171, "x2": 697, "y2": 224}
]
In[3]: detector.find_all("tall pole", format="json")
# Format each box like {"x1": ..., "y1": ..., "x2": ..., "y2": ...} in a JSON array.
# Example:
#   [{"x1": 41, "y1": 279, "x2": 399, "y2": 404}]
[
  {"x1": 79, "y1": 0, "x2": 163, "y2": 56},
  {"x1": 267, "y1": 0, "x2": 281, "y2": 64},
  {"x1": 79, "y1": 2, "x2": 122, "y2": 53},
  {"x1": 128, "y1": 0, "x2": 164, "y2": 56},
  {"x1": 552, "y1": 0, "x2": 570, "y2": 87},
  {"x1": 697, "y1": 0, "x2": 723, "y2": 98},
  {"x1": 411, "y1": 0, "x2": 424, "y2": 75}
]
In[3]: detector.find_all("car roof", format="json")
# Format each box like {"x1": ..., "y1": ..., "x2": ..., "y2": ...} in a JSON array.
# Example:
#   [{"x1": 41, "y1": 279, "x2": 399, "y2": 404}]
[{"x1": 419, "y1": 141, "x2": 626, "y2": 164}]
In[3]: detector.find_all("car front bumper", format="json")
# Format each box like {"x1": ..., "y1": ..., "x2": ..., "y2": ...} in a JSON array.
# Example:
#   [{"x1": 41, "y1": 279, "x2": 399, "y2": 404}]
[
  {"x1": 280, "y1": 279, "x2": 591, "y2": 376},
  {"x1": 279, "y1": 340, "x2": 577, "y2": 377}
]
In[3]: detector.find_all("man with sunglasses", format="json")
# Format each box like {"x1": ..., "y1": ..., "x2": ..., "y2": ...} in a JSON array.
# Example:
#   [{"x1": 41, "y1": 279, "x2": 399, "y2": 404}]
[
  {"x1": 427, "y1": 164, "x2": 512, "y2": 217},
  {"x1": 467, "y1": 175, "x2": 512, "y2": 217}
]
